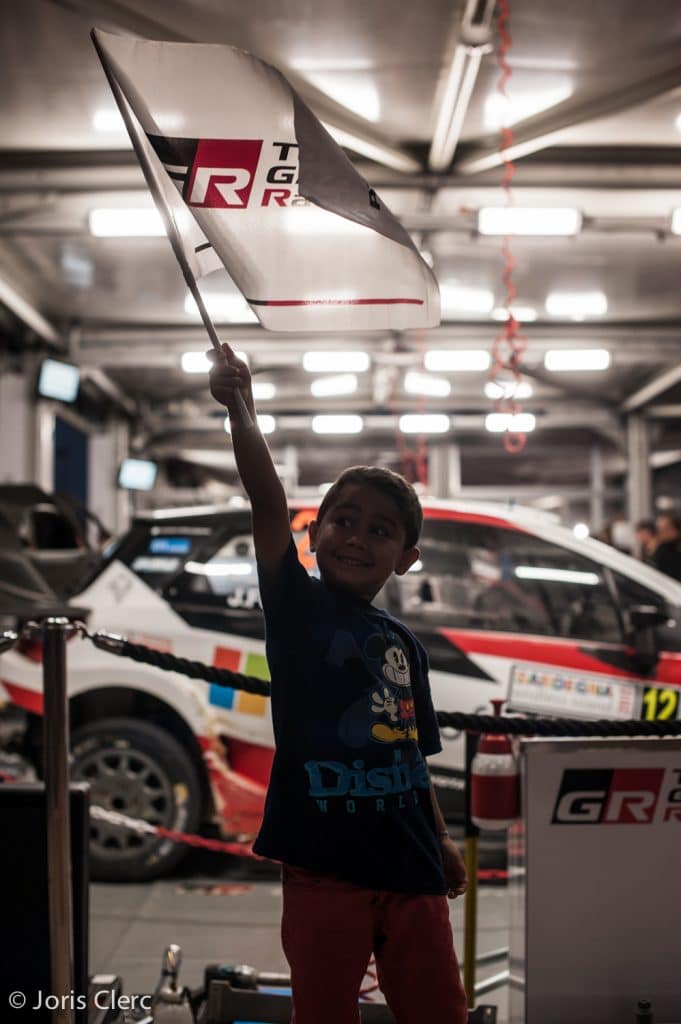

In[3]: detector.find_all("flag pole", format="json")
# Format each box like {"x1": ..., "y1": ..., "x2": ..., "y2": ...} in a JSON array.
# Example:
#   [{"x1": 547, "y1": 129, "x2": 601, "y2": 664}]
[{"x1": 92, "y1": 30, "x2": 252, "y2": 426}]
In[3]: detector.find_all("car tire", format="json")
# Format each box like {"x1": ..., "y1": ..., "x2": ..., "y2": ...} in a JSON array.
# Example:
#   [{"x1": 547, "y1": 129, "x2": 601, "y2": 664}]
[{"x1": 70, "y1": 717, "x2": 202, "y2": 883}]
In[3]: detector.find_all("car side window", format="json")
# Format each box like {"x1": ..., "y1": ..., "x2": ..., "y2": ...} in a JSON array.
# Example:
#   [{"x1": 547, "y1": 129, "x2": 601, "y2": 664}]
[
  {"x1": 170, "y1": 533, "x2": 260, "y2": 610},
  {"x1": 612, "y1": 570, "x2": 681, "y2": 652},
  {"x1": 384, "y1": 519, "x2": 623, "y2": 643}
]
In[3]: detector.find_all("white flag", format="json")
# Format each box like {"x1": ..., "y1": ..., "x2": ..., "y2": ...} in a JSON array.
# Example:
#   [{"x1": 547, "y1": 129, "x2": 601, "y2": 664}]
[{"x1": 92, "y1": 30, "x2": 440, "y2": 332}]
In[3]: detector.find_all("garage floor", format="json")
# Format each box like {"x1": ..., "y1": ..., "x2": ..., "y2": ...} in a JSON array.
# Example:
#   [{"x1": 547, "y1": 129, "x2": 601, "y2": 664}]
[{"x1": 89, "y1": 842, "x2": 510, "y2": 1022}]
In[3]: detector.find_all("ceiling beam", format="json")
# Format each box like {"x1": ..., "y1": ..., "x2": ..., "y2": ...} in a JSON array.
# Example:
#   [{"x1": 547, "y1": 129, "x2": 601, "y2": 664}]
[
  {"x1": 3, "y1": 153, "x2": 681, "y2": 194},
  {"x1": 621, "y1": 363, "x2": 681, "y2": 411},
  {"x1": 648, "y1": 405, "x2": 681, "y2": 418},
  {"x1": 457, "y1": 61, "x2": 681, "y2": 175},
  {"x1": 80, "y1": 366, "x2": 137, "y2": 417},
  {"x1": 0, "y1": 273, "x2": 63, "y2": 347},
  {"x1": 76, "y1": 323, "x2": 681, "y2": 369},
  {"x1": 51, "y1": 0, "x2": 420, "y2": 174}
]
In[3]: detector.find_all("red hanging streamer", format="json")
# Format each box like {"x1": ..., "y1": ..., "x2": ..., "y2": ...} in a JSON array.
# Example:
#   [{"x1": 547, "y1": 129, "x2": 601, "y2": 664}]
[{"x1": 489, "y1": 0, "x2": 528, "y2": 454}]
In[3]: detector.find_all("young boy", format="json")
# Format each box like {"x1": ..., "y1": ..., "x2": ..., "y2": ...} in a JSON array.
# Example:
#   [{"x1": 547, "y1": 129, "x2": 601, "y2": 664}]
[{"x1": 209, "y1": 344, "x2": 467, "y2": 1024}]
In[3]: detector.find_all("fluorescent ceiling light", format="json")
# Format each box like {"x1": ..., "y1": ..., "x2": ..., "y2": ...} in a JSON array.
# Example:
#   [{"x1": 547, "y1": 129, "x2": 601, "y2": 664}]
[
  {"x1": 545, "y1": 291, "x2": 608, "y2": 318},
  {"x1": 253, "y1": 381, "x2": 276, "y2": 401},
  {"x1": 284, "y1": 205, "x2": 370, "y2": 236},
  {"x1": 304, "y1": 72, "x2": 380, "y2": 122},
  {"x1": 185, "y1": 560, "x2": 253, "y2": 577},
  {"x1": 181, "y1": 351, "x2": 210, "y2": 374},
  {"x1": 429, "y1": 44, "x2": 485, "y2": 172},
  {"x1": 92, "y1": 109, "x2": 126, "y2": 133},
  {"x1": 544, "y1": 349, "x2": 610, "y2": 372},
  {"x1": 404, "y1": 370, "x2": 451, "y2": 398},
  {"x1": 182, "y1": 349, "x2": 248, "y2": 373},
  {"x1": 224, "y1": 414, "x2": 275, "y2": 434},
  {"x1": 312, "y1": 414, "x2": 363, "y2": 434},
  {"x1": 670, "y1": 208, "x2": 681, "y2": 234},
  {"x1": 424, "y1": 350, "x2": 490, "y2": 372},
  {"x1": 573, "y1": 522, "x2": 590, "y2": 540},
  {"x1": 485, "y1": 412, "x2": 536, "y2": 433},
  {"x1": 291, "y1": 58, "x2": 375, "y2": 72},
  {"x1": 478, "y1": 207, "x2": 581, "y2": 236},
  {"x1": 89, "y1": 207, "x2": 165, "y2": 237},
  {"x1": 322, "y1": 123, "x2": 420, "y2": 174},
  {"x1": 184, "y1": 292, "x2": 258, "y2": 323},
  {"x1": 310, "y1": 374, "x2": 358, "y2": 397},
  {"x1": 440, "y1": 283, "x2": 494, "y2": 315},
  {"x1": 514, "y1": 566, "x2": 599, "y2": 585},
  {"x1": 491, "y1": 305, "x2": 537, "y2": 322},
  {"x1": 484, "y1": 379, "x2": 533, "y2": 401},
  {"x1": 93, "y1": 109, "x2": 182, "y2": 134},
  {"x1": 399, "y1": 414, "x2": 450, "y2": 434},
  {"x1": 303, "y1": 351, "x2": 370, "y2": 373},
  {"x1": 483, "y1": 85, "x2": 573, "y2": 130}
]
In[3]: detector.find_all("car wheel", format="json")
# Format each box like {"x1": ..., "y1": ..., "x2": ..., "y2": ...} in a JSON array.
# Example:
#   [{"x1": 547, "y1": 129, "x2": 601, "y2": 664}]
[{"x1": 70, "y1": 717, "x2": 201, "y2": 883}]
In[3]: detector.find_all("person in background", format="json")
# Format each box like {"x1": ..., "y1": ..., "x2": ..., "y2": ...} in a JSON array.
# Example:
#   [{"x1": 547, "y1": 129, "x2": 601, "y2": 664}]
[
  {"x1": 595, "y1": 515, "x2": 633, "y2": 553},
  {"x1": 208, "y1": 343, "x2": 467, "y2": 1024},
  {"x1": 653, "y1": 513, "x2": 681, "y2": 581},
  {"x1": 634, "y1": 519, "x2": 657, "y2": 565}
]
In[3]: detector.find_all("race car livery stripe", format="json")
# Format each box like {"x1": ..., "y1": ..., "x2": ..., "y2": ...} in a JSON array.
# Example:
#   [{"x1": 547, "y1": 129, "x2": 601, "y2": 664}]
[
  {"x1": 442, "y1": 629, "x2": 681, "y2": 687},
  {"x1": 247, "y1": 297, "x2": 423, "y2": 307},
  {"x1": 2, "y1": 682, "x2": 43, "y2": 715},
  {"x1": 420, "y1": 508, "x2": 528, "y2": 532},
  {"x1": 440, "y1": 630, "x2": 641, "y2": 680}
]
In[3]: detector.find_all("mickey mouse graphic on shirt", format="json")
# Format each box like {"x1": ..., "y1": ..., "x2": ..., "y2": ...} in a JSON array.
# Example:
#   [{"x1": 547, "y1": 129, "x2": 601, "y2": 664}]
[{"x1": 331, "y1": 627, "x2": 419, "y2": 747}]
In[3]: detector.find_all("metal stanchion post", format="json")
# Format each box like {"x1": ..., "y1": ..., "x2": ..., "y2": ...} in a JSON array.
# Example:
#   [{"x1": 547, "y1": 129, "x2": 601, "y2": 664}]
[
  {"x1": 42, "y1": 617, "x2": 77, "y2": 1024},
  {"x1": 463, "y1": 730, "x2": 480, "y2": 1009}
]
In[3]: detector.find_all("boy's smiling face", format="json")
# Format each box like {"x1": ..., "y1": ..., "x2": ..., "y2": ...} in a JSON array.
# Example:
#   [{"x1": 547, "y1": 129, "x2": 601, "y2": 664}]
[{"x1": 308, "y1": 482, "x2": 420, "y2": 601}]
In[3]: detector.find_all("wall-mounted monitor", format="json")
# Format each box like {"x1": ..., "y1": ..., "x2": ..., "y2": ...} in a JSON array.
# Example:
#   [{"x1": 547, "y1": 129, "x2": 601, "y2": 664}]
[
  {"x1": 37, "y1": 358, "x2": 80, "y2": 403},
  {"x1": 117, "y1": 458, "x2": 158, "y2": 491}
]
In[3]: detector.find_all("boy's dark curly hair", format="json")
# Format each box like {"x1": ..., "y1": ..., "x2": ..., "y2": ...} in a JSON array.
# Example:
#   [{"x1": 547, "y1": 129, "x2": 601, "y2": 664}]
[{"x1": 316, "y1": 466, "x2": 423, "y2": 549}]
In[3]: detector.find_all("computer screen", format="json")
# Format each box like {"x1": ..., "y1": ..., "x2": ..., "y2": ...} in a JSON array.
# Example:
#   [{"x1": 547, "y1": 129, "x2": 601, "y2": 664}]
[
  {"x1": 117, "y1": 458, "x2": 158, "y2": 491},
  {"x1": 37, "y1": 359, "x2": 80, "y2": 403}
]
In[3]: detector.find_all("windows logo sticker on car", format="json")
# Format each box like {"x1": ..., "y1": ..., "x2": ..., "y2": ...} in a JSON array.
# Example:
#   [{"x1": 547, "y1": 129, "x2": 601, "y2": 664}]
[{"x1": 210, "y1": 645, "x2": 269, "y2": 717}]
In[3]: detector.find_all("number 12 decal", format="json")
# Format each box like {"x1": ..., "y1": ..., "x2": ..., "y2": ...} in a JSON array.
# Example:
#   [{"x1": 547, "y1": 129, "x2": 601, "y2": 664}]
[{"x1": 641, "y1": 687, "x2": 680, "y2": 720}]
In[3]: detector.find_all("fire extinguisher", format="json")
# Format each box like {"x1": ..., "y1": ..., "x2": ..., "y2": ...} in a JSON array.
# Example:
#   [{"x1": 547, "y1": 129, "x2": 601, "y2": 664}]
[{"x1": 470, "y1": 699, "x2": 519, "y2": 830}]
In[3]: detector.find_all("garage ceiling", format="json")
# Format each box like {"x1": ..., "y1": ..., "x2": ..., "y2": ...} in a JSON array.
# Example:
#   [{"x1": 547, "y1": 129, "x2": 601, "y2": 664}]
[{"x1": 2, "y1": 0, "x2": 681, "y2": 504}]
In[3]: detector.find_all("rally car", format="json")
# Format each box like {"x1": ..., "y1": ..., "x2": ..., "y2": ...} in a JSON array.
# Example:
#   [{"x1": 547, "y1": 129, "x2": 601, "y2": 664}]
[{"x1": 2, "y1": 498, "x2": 680, "y2": 881}]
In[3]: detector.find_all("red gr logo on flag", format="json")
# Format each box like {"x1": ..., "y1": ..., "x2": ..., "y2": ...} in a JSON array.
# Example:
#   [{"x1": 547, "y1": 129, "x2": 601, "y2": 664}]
[{"x1": 186, "y1": 139, "x2": 263, "y2": 208}]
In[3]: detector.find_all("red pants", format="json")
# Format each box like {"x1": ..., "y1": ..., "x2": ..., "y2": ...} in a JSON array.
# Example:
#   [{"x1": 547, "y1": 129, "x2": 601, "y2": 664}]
[{"x1": 281, "y1": 865, "x2": 467, "y2": 1024}]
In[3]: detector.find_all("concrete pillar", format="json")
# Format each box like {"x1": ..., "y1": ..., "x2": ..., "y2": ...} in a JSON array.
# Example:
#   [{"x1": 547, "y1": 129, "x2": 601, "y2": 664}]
[
  {"x1": 626, "y1": 413, "x2": 652, "y2": 524},
  {"x1": 0, "y1": 372, "x2": 32, "y2": 481},
  {"x1": 429, "y1": 444, "x2": 462, "y2": 499},
  {"x1": 279, "y1": 444, "x2": 299, "y2": 495},
  {"x1": 589, "y1": 444, "x2": 605, "y2": 532},
  {"x1": 89, "y1": 420, "x2": 131, "y2": 538},
  {"x1": 32, "y1": 402, "x2": 56, "y2": 492}
]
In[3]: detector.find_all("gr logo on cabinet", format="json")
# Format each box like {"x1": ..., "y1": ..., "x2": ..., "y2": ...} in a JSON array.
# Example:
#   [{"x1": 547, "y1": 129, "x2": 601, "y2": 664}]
[{"x1": 510, "y1": 739, "x2": 681, "y2": 1024}]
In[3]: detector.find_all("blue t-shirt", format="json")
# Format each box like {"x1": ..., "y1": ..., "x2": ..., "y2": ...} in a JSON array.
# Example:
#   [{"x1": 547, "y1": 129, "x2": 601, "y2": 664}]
[{"x1": 252, "y1": 537, "x2": 447, "y2": 895}]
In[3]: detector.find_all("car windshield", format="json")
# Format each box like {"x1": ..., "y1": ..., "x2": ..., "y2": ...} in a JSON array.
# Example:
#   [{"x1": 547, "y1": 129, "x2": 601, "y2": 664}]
[{"x1": 101, "y1": 519, "x2": 221, "y2": 591}]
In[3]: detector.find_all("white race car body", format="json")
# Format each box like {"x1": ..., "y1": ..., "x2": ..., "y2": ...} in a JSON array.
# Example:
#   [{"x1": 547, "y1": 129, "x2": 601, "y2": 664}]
[{"x1": 3, "y1": 499, "x2": 681, "y2": 853}]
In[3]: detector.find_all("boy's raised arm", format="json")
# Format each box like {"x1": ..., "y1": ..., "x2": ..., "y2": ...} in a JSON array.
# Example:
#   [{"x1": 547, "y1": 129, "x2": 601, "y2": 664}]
[{"x1": 208, "y1": 343, "x2": 290, "y2": 572}]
